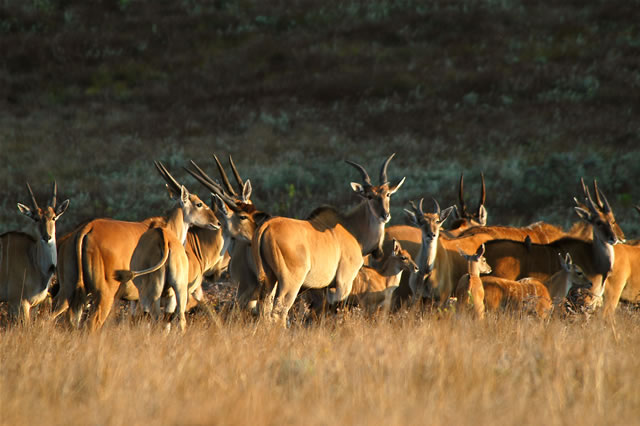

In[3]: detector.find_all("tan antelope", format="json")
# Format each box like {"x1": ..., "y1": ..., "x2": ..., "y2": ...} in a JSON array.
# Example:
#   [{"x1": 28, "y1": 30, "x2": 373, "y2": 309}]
[
  {"x1": 308, "y1": 238, "x2": 418, "y2": 316},
  {"x1": 381, "y1": 173, "x2": 488, "y2": 266},
  {"x1": 253, "y1": 154, "x2": 405, "y2": 325},
  {"x1": 114, "y1": 162, "x2": 220, "y2": 331},
  {"x1": 54, "y1": 163, "x2": 221, "y2": 330},
  {"x1": 185, "y1": 155, "x2": 271, "y2": 314},
  {"x1": 454, "y1": 244, "x2": 492, "y2": 319},
  {"x1": 0, "y1": 183, "x2": 69, "y2": 323},
  {"x1": 482, "y1": 179, "x2": 620, "y2": 312},
  {"x1": 480, "y1": 277, "x2": 553, "y2": 319},
  {"x1": 403, "y1": 198, "x2": 456, "y2": 304}
]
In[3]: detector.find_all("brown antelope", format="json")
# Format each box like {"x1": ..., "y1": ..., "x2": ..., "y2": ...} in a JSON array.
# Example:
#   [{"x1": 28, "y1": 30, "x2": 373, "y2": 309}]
[
  {"x1": 253, "y1": 154, "x2": 405, "y2": 325},
  {"x1": 114, "y1": 162, "x2": 220, "y2": 331},
  {"x1": 518, "y1": 253, "x2": 593, "y2": 306},
  {"x1": 309, "y1": 238, "x2": 418, "y2": 316},
  {"x1": 481, "y1": 277, "x2": 553, "y2": 319},
  {"x1": 483, "y1": 179, "x2": 620, "y2": 312},
  {"x1": 185, "y1": 155, "x2": 271, "y2": 314},
  {"x1": 455, "y1": 244, "x2": 492, "y2": 319},
  {"x1": 0, "y1": 182, "x2": 69, "y2": 323},
  {"x1": 457, "y1": 249, "x2": 591, "y2": 319},
  {"x1": 381, "y1": 173, "x2": 488, "y2": 266},
  {"x1": 54, "y1": 162, "x2": 221, "y2": 330},
  {"x1": 404, "y1": 198, "x2": 456, "y2": 304}
]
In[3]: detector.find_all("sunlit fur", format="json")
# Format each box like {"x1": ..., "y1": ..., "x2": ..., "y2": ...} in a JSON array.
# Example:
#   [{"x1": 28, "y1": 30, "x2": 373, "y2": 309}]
[
  {"x1": 253, "y1": 157, "x2": 404, "y2": 326},
  {"x1": 114, "y1": 186, "x2": 220, "y2": 331}
]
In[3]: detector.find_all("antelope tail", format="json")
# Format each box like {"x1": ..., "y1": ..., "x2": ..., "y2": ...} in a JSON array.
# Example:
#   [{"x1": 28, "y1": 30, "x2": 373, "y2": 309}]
[
  {"x1": 252, "y1": 221, "x2": 270, "y2": 286},
  {"x1": 114, "y1": 229, "x2": 170, "y2": 283},
  {"x1": 74, "y1": 222, "x2": 94, "y2": 295}
]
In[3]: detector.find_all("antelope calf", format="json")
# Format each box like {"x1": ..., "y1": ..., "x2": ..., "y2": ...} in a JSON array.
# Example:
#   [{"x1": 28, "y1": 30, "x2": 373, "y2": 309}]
[
  {"x1": 310, "y1": 239, "x2": 418, "y2": 316},
  {"x1": 455, "y1": 244, "x2": 492, "y2": 319},
  {"x1": 0, "y1": 183, "x2": 69, "y2": 323},
  {"x1": 458, "y1": 248, "x2": 591, "y2": 319}
]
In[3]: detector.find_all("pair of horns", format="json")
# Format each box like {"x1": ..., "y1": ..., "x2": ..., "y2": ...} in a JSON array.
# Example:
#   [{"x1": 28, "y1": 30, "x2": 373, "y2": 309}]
[
  {"x1": 577, "y1": 177, "x2": 611, "y2": 215},
  {"x1": 184, "y1": 155, "x2": 245, "y2": 211},
  {"x1": 24, "y1": 181, "x2": 58, "y2": 210},
  {"x1": 154, "y1": 161, "x2": 185, "y2": 196},
  {"x1": 409, "y1": 198, "x2": 442, "y2": 217},
  {"x1": 345, "y1": 153, "x2": 396, "y2": 187}
]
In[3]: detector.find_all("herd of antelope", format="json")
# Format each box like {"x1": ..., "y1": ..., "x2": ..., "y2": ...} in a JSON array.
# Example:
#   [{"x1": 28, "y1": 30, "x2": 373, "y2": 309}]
[{"x1": 2, "y1": 153, "x2": 639, "y2": 330}]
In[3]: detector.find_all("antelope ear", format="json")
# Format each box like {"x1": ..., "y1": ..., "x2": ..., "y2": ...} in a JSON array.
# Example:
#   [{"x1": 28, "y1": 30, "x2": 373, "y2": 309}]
[
  {"x1": 389, "y1": 177, "x2": 406, "y2": 195},
  {"x1": 180, "y1": 185, "x2": 189, "y2": 206},
  {"x1": 452, "y1": 205, "x2": 461, "y2": 220},
  {"x1": 476, "y1": 243, "x2": 485, "y2": 257},
  {"x1": 392, "y1": 238, "x2": 400, "y2": 255},
  {"x1": 165, "y1": 184, "x2": 178, "y2": 200},
  {"x1": 404, "y1": 209, "x2": 418, "y2": 226},
  {"x1": 574, "y1": 207, "x2": 591, "y2": 222},
  {"x1": 55, "y1": 199, "x2": 70, "y2": 218},
  {"x1": 212, "y1": 194, "x2": 230, "y2": 217},
  {"x1": 440, "y1": 206, "x2": 455, "y2": 224},
  {"x1": 477, "y1": 205, "x2": 488, "y2": 226},
  {"x1": 557, "y1": 252, "x2": 569, "y2": 271},
  {"x1": 350, "y1": 182, "x2": 365, "y2": 196},
  {"x1": 17, "y1": 203, "x2": 34, "y2": 219},
  {"x1": 254, "y1": 212, "x2": 271, "y2": 227},
  {"x1": 242, "y1": 180, "x2": 252, "y2": 203},
  {"x1": 564, "y1": 252, "x2": 573, "y2": 266}
]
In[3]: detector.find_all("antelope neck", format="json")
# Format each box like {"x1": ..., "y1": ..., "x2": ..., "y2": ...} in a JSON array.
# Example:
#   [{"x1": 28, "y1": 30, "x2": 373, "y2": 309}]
[
  {"x1": 342, "y1": 200, "x2": 385, "y2": 256},
  {"x1": 420, "y1": 233, "x2": 438, "y2": 275},
  {"x1": 166, "y1": 207, "x2": 189, "y2": 245}
]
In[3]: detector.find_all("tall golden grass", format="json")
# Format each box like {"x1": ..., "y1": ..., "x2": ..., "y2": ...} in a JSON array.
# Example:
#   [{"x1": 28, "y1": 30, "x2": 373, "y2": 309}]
[{"x1": 2, "y1": 308, "x2": 640, "y2": 426}]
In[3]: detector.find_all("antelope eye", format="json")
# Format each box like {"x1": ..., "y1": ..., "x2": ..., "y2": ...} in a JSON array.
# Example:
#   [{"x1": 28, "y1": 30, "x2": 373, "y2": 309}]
[
  {"x1": 400, "y1": 256, "x2": 407, "y2": 261},
  {"x1": 196, "y1": 203, "x2": 203, "y2": 208},
  {"x1": 238, "y1": 215, "x2": 248, "y2": 221}
]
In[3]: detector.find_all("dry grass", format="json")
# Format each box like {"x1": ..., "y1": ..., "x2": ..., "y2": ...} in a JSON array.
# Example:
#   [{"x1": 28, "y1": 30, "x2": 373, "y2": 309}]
[{"x1": 2, "y1": 308, "x2": 640, "y2": 426}]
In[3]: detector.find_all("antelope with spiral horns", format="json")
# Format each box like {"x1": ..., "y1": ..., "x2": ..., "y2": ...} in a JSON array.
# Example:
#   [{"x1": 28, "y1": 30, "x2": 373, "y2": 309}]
[{"x1": 253, "y1": 154, "x2": 405, "y2": 326}]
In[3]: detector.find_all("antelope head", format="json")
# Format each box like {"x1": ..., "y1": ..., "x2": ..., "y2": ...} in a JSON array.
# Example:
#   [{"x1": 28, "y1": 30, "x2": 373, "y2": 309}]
[
  {"x1": 405, "y1": 198, "x2": 455, "y2": 244},
  {"x1": 451, "y1": 173, "x2": 487, "y2": 228},
  {"x1": 558, "y1": 252, "x2": 592, "y2": 290},
  {"x1": 573, "y1": 178, "x2": 622, "y2": 246},
  {"x1": 346, "y1": 153, "x2": 405, "y2": 224},
  {"x1": 212, "y1": 194, "x2": 270, "y2": 243},
  {"x1": 389, "y1": 239, "x2": 419, "y2": 274},
  {"x1": 154, "y1": 161, "x2": 221, "y2": 231},
  {"x1": 185, "y1": 155, "x2": 270, "y2": 243},
  {"x1": 17, "y1": 182, "x2": 69, "y2": 243},
  {"x1": 458, "y1": 244, "x2": 492, "y2": 277}
]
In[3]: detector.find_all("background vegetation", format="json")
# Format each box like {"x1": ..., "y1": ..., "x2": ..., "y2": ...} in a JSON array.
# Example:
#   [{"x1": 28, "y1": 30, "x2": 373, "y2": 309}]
[{"x1": 1, "y1": 0, "x2": 639, "y2": 236}]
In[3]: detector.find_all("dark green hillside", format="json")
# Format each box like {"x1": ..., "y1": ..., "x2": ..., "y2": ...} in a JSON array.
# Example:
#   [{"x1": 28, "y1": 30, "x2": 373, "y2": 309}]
[{"x1": 1, "y1": 0, "x2": 639, "y2": 235}]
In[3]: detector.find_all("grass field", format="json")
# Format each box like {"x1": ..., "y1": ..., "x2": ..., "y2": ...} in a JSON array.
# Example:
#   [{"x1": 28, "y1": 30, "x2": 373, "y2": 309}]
[{"x1": 2, "y1": 308, "x2": 640, "y2": 426}]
